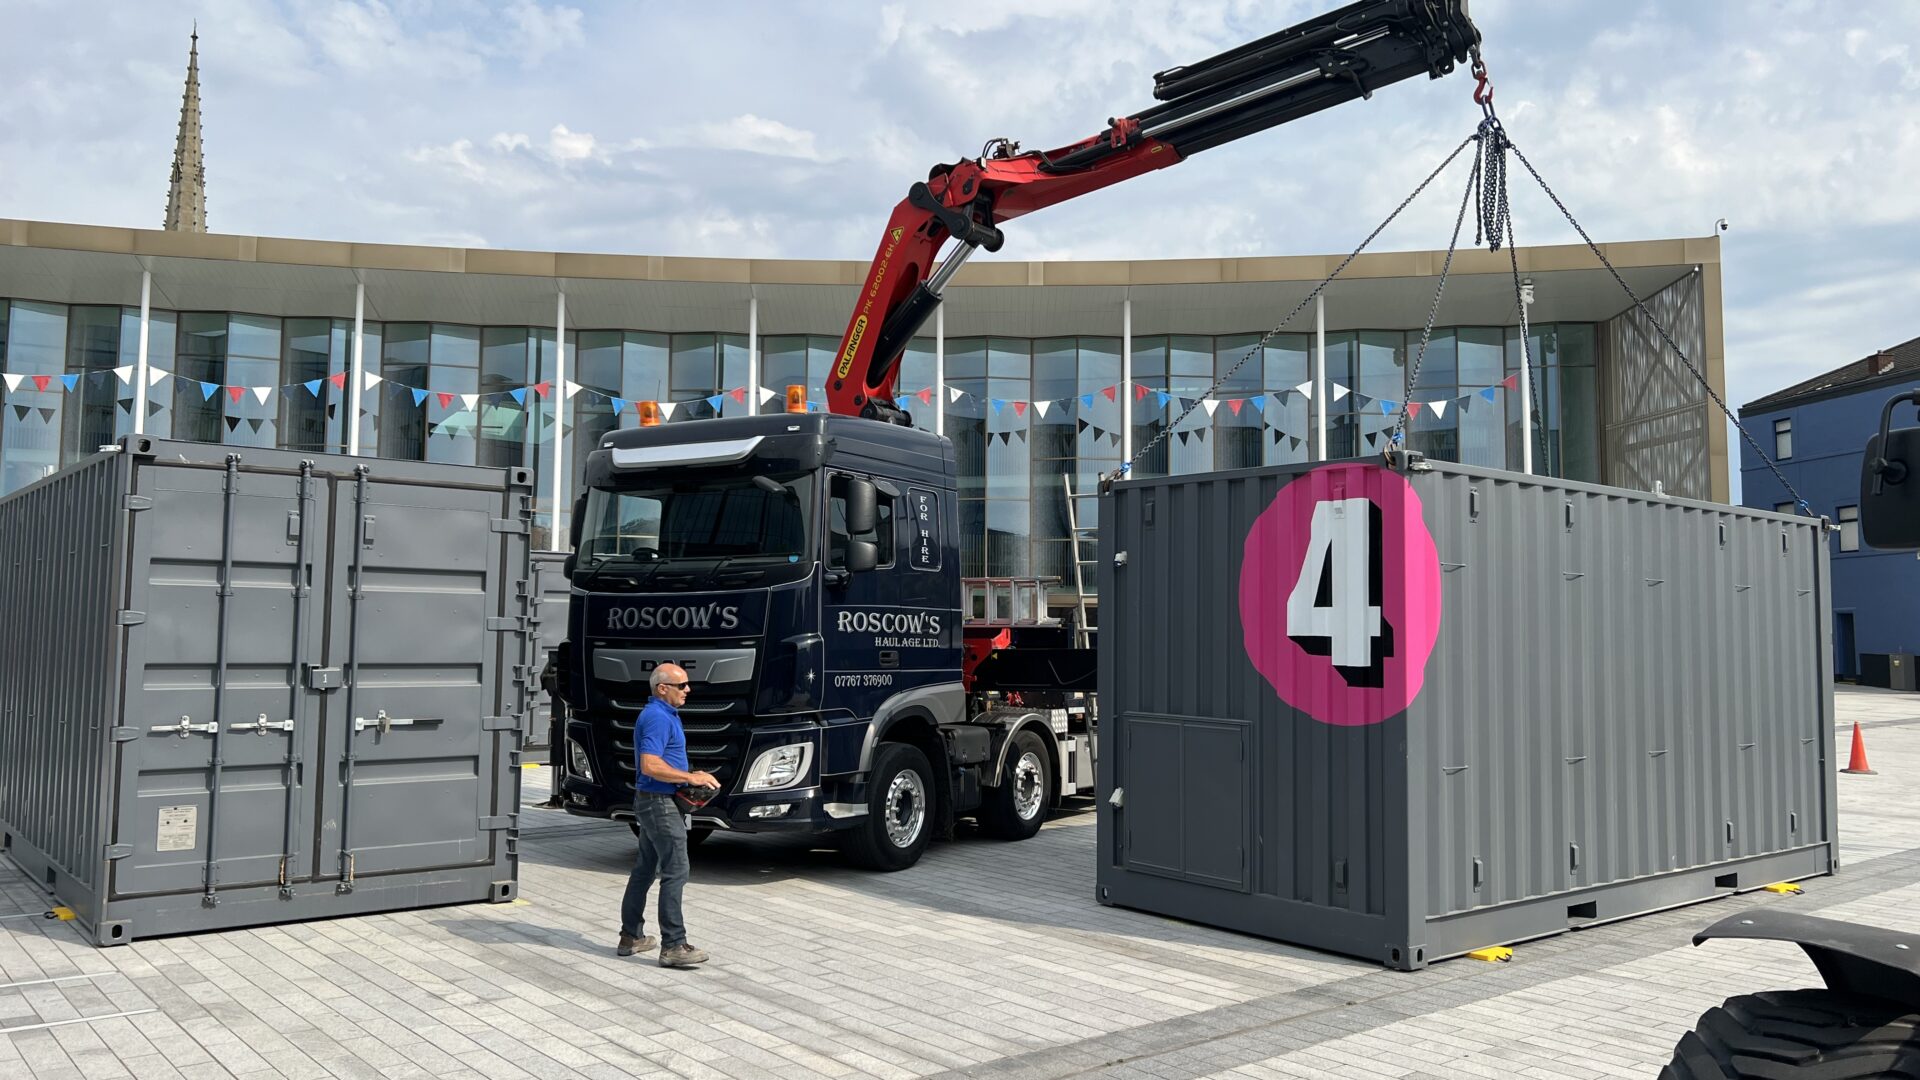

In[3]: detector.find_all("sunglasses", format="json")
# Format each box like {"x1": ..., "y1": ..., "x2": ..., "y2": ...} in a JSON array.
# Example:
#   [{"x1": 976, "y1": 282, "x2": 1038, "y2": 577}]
[{"x1": 661, "y1": 681, "x2": 690, "y2": 690}]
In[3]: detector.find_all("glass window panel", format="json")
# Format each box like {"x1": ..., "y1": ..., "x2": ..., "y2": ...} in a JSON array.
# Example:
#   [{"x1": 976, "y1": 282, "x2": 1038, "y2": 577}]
[
  {"x1": 986, "y1": 498, "x2": 1030, "y2": 577},
  {"x1": 1356, "y1": 330, "x2": 1407, "y2": 404},
  {"x1": 281, "y1": 317, "x2": 333, "y2": 454},
  {"x1": 61, "y1": 306, "x2": 120, "y2": 465},
  {"x1": 1558, "y1": 323, "x2": 1595, "y2": 367},
  {"x1": 426, "y1": 364, "x2": 479, "y2": 466},
  {"x1": 170, "y1": 312, "x2": 227, "y2": 447},
  {"x1": 478, "y1": 327, "x2": 530, "y2": 468},
  {"x1": 720, "y1": 334, "x2": 749, "y2": 401},
  {"x1": 1458, "y1": 326, "x2": 1504, "y2": 387},
  {"x1": 761, "y1": 335, "x2": 808, "y2": 397},
  {"x1": 946, "y1": 337, "x2": 987, "y2": 381},
  {"x1": 432, "y1": 323, "x2": 479, "y2": 368},
  {"x1": 1410, "y1": 329, "x2": 1456, "y2": 390},
  {"x1": 899, "y1": 337, "x2": 937, "y2": 433},
  {"x1": 622, "y1": 332, "x2": 670, "y2": 406},
  {"x1": 379, "y1": 323, "x2": 429, "y2": 461},
  {"x1": 987, "y1": 338, "x2": 1029, "y2": 379},
  {"x1": 2, "y1": 302, "x2": 67, "y2": 493},
  {"x1": 960, "y1": 499, "x2": 986, "y2": 578},
  {"x1": 1560, "y1": 364, "x2": 1599, "y2": 482}
]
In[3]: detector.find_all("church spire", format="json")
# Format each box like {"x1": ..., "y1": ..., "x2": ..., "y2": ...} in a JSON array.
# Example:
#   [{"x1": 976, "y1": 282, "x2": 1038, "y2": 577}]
[{"x1": 164, "y1": 25, "x2": 207, "y2": 233}]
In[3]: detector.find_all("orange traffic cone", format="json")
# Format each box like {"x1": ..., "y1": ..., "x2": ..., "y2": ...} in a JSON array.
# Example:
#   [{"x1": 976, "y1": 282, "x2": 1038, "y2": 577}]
[{"x1": 1841, "y1": 722, "x2": 1877, "y2": 775}]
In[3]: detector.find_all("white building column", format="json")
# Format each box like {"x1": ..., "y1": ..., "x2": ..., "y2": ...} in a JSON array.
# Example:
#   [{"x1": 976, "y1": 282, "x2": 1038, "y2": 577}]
[
  {"x1": 132, "y1": 270, "x2": 152, "y2": 435},
  {"x1": 1313, "y1": 292, "x2": 1327, "y2": 461},
  {"x1": 746, "y1": 293, "x2": 760, "y2": 416},
  {"x1": 1121, "y1": 296, "x2": 1133, "y2": 464},
  {"x1": 551, "y1": 291, "x2": 568, "y2": 551},
  {"x1": 346, "y1": 281, "x2": 366, "y2": 456},
  {"x1": 1519, "y1": 278, "x2": 1535, "y2": 474},
  {"x1": 934, "y1": 304, "x2": 945, "y2": 437}
]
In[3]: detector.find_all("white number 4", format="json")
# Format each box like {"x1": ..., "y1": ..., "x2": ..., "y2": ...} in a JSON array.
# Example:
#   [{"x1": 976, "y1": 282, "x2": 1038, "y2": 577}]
[{"x1": 1286, "y1": 498, "x2": 1383, "y2": 668}]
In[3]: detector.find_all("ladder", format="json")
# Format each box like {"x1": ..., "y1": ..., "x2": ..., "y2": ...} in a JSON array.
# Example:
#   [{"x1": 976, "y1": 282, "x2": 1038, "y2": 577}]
[{"x1": 1062, "y1": 473, "x2": 1099, "y2": 650}]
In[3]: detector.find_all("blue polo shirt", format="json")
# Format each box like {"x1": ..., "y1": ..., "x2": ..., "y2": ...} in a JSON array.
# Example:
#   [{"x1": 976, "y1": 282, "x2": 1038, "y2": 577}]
[{"x1": 634, "y1": 697, "x2": 688, "y2": 795}]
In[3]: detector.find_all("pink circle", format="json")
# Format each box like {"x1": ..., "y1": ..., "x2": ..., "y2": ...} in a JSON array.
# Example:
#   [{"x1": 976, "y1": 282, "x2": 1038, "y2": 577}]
[{"x1": 1237, "y1": 463, "x2": 1443, "y2": 727}]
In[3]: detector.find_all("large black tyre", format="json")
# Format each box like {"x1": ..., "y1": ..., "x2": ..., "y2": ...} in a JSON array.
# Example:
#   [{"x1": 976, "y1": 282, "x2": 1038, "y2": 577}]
[
  {"x1": 840, "y1": 743, "x2": 934, "y2": 872},
  {"x1": 978, "y1": 730, "x2": 1051, "y2": 841},
  {"x1": 1659, "y1": 989, "x2": 1920, "y2": 1079}
]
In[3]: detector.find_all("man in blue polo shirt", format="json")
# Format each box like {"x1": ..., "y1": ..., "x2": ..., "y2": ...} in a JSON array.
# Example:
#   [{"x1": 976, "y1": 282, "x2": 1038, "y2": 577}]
[{"x1": 618, "y1": 662, "x2": 719, "y2": 967}]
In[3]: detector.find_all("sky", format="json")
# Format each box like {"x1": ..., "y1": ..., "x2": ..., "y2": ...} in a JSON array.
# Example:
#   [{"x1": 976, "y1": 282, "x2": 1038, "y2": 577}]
[{"x1": 4, "y1": 0, "x2": 1918, "y2": 498}]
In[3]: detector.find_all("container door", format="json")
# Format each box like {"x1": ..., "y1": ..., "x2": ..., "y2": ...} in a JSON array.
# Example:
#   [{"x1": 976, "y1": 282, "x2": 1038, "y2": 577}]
[
  {"x1": 314, "y1": 475, "x2": 508, "y2": 887},
  {"x1": 112, "y1": 460, "x2": 330, "y2": 899}
]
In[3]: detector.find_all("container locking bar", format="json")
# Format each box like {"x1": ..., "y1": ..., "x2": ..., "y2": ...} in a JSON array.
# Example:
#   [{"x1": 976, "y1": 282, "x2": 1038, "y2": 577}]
[
  {"x1": 202, "y1": 454, "x2": 244, "y2": 909},
  {"x1": 353, "y1": 710, "x2": 432, "y2": 735},
  {"x1": 338, "y1": 465, "x2": 372, "y2": 893},
  {"x1": 230, "y1": 715, "x2": 295, "y2": 735},
  {"x1": 150, "y1": 716, "x2": 218, "y2": 738}
]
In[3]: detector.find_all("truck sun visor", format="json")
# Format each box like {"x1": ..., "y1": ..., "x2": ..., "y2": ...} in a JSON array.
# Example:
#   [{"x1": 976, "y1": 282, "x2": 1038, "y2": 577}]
[{"x1": 611, "y1": 435, "x2": 765, "y2": 470}]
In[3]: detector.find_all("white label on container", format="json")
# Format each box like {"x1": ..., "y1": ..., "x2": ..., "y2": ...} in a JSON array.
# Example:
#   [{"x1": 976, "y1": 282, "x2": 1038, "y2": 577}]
[{"x1": 156, "y1": 805, "x2": 197, "y2": 852}]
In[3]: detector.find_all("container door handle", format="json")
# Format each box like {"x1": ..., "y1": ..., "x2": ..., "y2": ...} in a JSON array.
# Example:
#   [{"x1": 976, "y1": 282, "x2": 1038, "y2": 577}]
[
  {"x1": 354, "y1": 710, "x2": 431, "y2": 734},
  {"x1": 150, "y1": 715, "x2": 219, "y2": 738},
  {"x1": 230, "y1": 714, "x2": 295, "y2": 735}
]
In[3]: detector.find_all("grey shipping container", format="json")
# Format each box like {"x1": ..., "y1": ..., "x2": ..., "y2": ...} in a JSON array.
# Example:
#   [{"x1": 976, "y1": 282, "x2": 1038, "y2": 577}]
[
  {"x1": 0, "y1": 437, "x2": 533, "y2": 946},
  {"x1": 524, "y1": 551, "x2": 571, "y2": 751},
  {"x1": 1096, "y1": 458, "x2": 1836, "y2": 970}
]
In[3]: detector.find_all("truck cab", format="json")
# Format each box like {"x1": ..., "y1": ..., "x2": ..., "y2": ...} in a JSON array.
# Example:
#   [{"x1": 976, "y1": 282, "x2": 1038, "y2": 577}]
[{"x1": 551, "y1": 412, "x2": 1084, "y2": 869}]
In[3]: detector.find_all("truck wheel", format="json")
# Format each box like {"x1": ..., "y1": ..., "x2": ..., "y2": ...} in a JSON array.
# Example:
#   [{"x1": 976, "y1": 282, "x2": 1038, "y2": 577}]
[
  {"x1": 1659, "y1": 989, "x2": 1920, "y2": 1078},
  {"x1": 979, "y1": 730, "x2": 1050, "y2": 841},
  {"x1": 841, "y1": 743, "x2": 933, "y2": 872}
]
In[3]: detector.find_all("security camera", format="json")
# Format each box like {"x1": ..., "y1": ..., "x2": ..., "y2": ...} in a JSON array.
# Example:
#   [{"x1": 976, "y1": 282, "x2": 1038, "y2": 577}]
[{"x1": 1715, "y1": 218, "x2": 1730, "y2": 232}]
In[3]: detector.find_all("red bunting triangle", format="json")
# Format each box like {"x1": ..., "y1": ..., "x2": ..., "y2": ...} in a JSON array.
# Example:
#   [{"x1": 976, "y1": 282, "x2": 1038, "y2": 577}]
[
  {"x1": 31, "y1": 375, "x2": 51, "y2": 392},
  {"x1": 227, "y1": 386, "x2": 247, "y2": 404},
  {"x1": 328, "y1": 371, "x2": 348, "y2": 390},
  {"x1": 1102, "y1": 386, "x2": 1117, "y2": 402},
  {"x1": 1503, "y1": 374, "x2": 1519, "y2": 390},
  {"x1": 1407, "y1": 401, "x2": 1423, "y2": 417},
  {"x1": 1134, "y1": 384, "x2": 1149, "y2": 401},
  {"x1": 730, "y1": 387, "x2": 747, "y2": 404},
  {"x1": 1012, "y1": 401, "x2": 1028, "y2": 417},
  {"x1": 533, "y1": 381, "x2": 552, "y2": 400},
  {"x1": 437, "y1": 392, "x2": 455, "y2": 409},
  {"x1": 917, "y1": 388, "x2": 933, "y2": 405},
  {"x1": 1228, "y1": 399, "x2": 1243, "y2": 416}
]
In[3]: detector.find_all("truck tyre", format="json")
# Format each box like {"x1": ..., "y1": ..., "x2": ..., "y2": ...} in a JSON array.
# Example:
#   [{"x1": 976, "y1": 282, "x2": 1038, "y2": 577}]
[
  {"x1": 841, "y1": 743, "x2": 933, "y2": 872},
  {"x1": 978, "y1": 730, "x2": 1051, "y2": 841},
  {"x1": 1658, "y1": 989, "x2": 1920, "y2": 1078}
]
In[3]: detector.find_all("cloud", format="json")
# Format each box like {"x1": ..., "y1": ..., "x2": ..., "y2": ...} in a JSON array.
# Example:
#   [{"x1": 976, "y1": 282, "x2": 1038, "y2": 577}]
[
  {"x1": 505, "y1": 0, "x2": 585, "y2": 65},
  {"x1": 682, "y1": 115, "x2": 824, "y2": 161},
  {"x1": 547, "y1": 123, "x2": 598, "y2": 162}
]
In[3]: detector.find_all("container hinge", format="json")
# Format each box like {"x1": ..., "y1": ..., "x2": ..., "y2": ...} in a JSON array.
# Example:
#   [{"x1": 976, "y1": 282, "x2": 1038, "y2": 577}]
[
  {"x1": 490, "y1": 518, "x2": 529, "y2": 535},
  {"x1": 123, "y1": 494, "x2": 153, "y2": 512},
  {"x1": 486, "y1": 617, "x2": 524, "y2": 632},
  {"x1": 1442, "y1": 765, "x2": 1468, "y2": 775},
  {"x1": 105, "y1": 844, "x2": 133, "y2": 861},
  {"x1": 117, "y1": 610, "x2": 147, "y2": 626},
  {"x1": 482, "y1": 714, "x2": 520, "y2": 732},
  {"x1": 480, "y1": 816, "x2": 514, "y2": 831},
  {"x1": 111, "y1": 727, "x2": 141, "y2": 743}
]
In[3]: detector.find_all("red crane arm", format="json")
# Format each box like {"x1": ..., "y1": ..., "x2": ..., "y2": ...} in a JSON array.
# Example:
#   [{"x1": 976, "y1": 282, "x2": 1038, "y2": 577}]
[{"x1": 825, "y1": 0, "x2": 1482, "y2": 423}]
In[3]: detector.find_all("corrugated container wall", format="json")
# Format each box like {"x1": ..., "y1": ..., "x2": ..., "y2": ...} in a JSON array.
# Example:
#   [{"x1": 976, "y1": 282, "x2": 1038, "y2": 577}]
[
  {"x1": 0, "y1": 437, "x2": 534, "y2": 945},
  {"x1": 1095, "y1": 459, "x2": 1836, "y2": 970},
  {"x1": 525, "y1": 552, "x2": 572, "y2": 751}
]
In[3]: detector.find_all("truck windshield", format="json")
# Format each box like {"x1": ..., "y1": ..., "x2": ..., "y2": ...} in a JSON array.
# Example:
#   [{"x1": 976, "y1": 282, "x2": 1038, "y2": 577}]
[{"x1": 577, "y1": 473, "x2": 813, "y2": 567}]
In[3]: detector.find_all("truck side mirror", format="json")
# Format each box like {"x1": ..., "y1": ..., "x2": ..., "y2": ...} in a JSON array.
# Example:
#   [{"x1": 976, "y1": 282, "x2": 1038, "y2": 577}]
[
  {"x1": 562, "y1": 553, "x2": 578, "y2": 579},
  {"x1": 848, "y1": 539, "x2": 879, "y2": 574},
  {"x1": 845, "y1": 478, "x2": 878, "y2": 537},
  {"x1": 1862, "y1": 391, "x2": 1920, "y2": 549}
]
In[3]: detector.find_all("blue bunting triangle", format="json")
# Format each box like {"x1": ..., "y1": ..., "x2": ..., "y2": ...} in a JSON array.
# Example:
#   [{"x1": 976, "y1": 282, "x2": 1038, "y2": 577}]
[
  {"x1": 412, "y1": 388, "x2": 429, "y2": 406},
  {"x1": 1155, "y1": 391, "x2": 1170, "y2": 409},
  {"x1": 304, "y1": 379, "x2": 323, "y2": 397},
  {"x1": 1481, "y1": 387, "x2": 1498, "y2": 403},
  {"x1": 1248, "y1": 396, "x2": 1264, "y2": 413},
  {"x1": 1379, "y1": 399, "x2": 1396, "y2": 415},
  {"x1": 510, "y1": 388, "x2": 527, "y2": 405},
  {"x1": 199, "y1": 381, "x2": 219, "y2": 400},
  {"x1": 60, "y1": 374, "x2": 79, "y2": 392},
  {"x1": 991, "y1": 399, "x2": 1006, "y2": 414},
  {"x1": 1080, "y1": 394, "x2": 1094, "y2": 409},
  {"x1": 611, "y1": 397, "x2": 627, "y2": 414}
]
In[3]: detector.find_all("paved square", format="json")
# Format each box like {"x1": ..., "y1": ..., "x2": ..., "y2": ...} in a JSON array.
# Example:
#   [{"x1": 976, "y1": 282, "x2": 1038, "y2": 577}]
[{"x1": 5, "y1": 688, "x2": 1916, "y2": 1079}]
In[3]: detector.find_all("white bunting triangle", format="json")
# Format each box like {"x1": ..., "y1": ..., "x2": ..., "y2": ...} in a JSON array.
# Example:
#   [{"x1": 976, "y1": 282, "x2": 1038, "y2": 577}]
[
  {"x1": 251, "y1": 386, "x2": 272, "y2": 404},
  {"x1": 1333, "y1": 383, "x2": 1350, "y2": 402},
  {"x1": 761, "y1": 387, "x2": 780, "y2": 404},
  {"x1": 660, "y1": 401, "x2": 678, "y2": 419},
  {"x1": 362, "y1": 373, "x2": 384, "y2": 391},
  {"x1": 1, "y1": 373, "x2": 22, "y2": 392},
  {"x1": 1295, "y1": 381, "x2": 1314, "y2": 399},
  {"x1": 1201, "y1": 398, "x2": 1220, "y2": 417},
  {"x1": 113, "y1": 365, "x2": 134, "y2": 384},
  {"x1": 564, "y1": 380, "x2": 582, "y2": 400},
  {"x1": 1429, "y1": 399, "x2": 1448, "y2": 419},
  {"x1": 460, "y1": 393, "x2": 478, "y2": 411},
  {"x1": 949, "y1": 386, "x2": 964, "y2": 403},
  {"x1": 148, "y1": 368, "x2": 171, "y2": 387},
  {"x1": 1034, "y1": 400, "x2": 1051, "y2": 418}
]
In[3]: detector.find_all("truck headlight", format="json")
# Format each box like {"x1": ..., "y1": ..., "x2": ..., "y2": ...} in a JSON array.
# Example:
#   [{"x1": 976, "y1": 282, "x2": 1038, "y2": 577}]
[
  {"x1": 567, "y1": 738, "x2": 595, "y2": 783},
  {"x1": 742, "y1": 743, "x2": 812, "y2": 792}
]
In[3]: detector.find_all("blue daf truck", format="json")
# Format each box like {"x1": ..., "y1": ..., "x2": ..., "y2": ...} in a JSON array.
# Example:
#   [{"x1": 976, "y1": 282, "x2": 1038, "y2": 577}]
[{"x1": 549, "y1": 413, "x2": 1095, "y2": 869}]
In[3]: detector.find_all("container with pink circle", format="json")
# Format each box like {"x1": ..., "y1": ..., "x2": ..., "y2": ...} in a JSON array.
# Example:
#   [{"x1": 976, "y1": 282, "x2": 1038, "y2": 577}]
[{"x1": 1236, "y1": 462, "x2": 1443, "y2": 727}]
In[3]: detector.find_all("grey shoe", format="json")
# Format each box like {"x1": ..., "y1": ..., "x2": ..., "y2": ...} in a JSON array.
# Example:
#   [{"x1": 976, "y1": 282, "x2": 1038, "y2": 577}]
[
  {"x1": 616, "y1": 933, "x2": 657, "y2": 957},
  {"x1": 659, "y1": 943, "x2": 708, "y2": 968}
]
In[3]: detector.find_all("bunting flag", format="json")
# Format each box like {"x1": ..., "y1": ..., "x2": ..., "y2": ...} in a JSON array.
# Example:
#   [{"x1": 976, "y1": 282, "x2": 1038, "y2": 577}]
[
  {"x1": 252, "y1": 387, "x2": 273, "y2": 405},
  {"x1": 1201, "y1": 399, "x2": 1220, "y2": 418},
  {"x1": 114, "y1": 365, "x2": 134, "y2": 384},
  {"x1": 224, "y1": 415, "x2": 242, "y2": 433},
  {"x1": 991, "y1": 399, "x2": 1006, "y2": 414},
  {"x1": 1248, "y1": 396, "x2": 1264, "y2": 413},
  {"x1": 706, "y1": 393, "x2": 725, "y2": 411},
  {"x1": 1, "y1": 373, "x2": 21, "y2": 393},
  {"x1": 1228, "y1": 398, "x2": 1243, "y2": 416},
  {"x1": 362, "y1": 372, "x2": 384, "y2": 392},
  {"x1": 10, "y1": 404, "x2": 27, "y2": 421},
  {"x1": 949, "y1": 386, "x2": 964, "y2": 403},
  {"x1": 1289, "y1": 436, "x2": 1303, "y2": 452},
  {"x1": 1365, "y1": 432, "x2": 1380, "y2": 451},
  {"x1": 31, "y1": 375, "x2": 52, "y2": 392},
  {"x1": 729, "y1": 387, "x2": 747, "y2": 404},
  {"x1": 510, "y1": 388, "x2": 528, "y2": 405},
  {"x1": 533, "y1": 380, "x2": 552, "y2": 399},
  {"x1": 1379, "y1": 399, "x2": 1396, "y2": 415},
  {"x1": 1156, "y1": 391, "x2": 1171, "y2": 409},
  {"x1": 1135, "y1": 384, "x2": 1150, "y2": 401},
  {"x1": 1295, "y1": 381, "x2": 1313, "y2": 399},
  {"x1": 328, "y1": 371, "x2": 348, "y2": 391},
  {"x1": 610, "y1": 397, "x2": 628, "y2": 415},
  {"x1": 1481, "y1": 387, "x2": 1498, "y2": 404},
  {"x1": 461, "y1": 393, "x2": 478, "y2": 411},
  {"x1": 1407, "y1": 401, "x2": 1424, "y2": 418},
  {"x1": 563, "y1": 381, "x2": 582, "y2": 401},
  {"x1": 659, "y1": 401, "x2": 678, "y2": 420},
  {"x1": 1333, "y1": 383, "x2": 1351, "y2": 402},
  {"x1": 411, "y1": 388, "x2": 430, "y2": 406},
  {"x1": 1430, "y1": 400, "x2": 1448, "y2": 419},
  {"x1": 761, "y1": 387, "x2": 780, "y2": 405},
  {"x1": 304, "y1": 379, "x2": 324, "y2": 397},
  {"x1": 1012, "y1": 401, "x2": 1028, "y2": 417},
  {"x1": 59, "y1": 374, "x2": 79, "y2": 392},
  {"x1": 1504, "y1": 374, "x2": 1520, "y2": 390},
  {"x1": 917, "y1": 388, "x2": 933, "y2": 406},
  {"x1": 1034, "y1": 400, "x2": 1052, "y2": 418},
  {"x1": 1102, "y1": 385, "x2": 1117, "y2": 402}
]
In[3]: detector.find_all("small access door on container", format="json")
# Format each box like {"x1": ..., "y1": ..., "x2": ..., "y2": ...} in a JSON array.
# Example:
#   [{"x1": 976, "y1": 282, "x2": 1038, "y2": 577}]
[
  {"x1": 314, "y1": 471, "x2": 514, "y2": 890},
  {"x1": 112, "y1": 456, "x2": 330, "y2": 904}
]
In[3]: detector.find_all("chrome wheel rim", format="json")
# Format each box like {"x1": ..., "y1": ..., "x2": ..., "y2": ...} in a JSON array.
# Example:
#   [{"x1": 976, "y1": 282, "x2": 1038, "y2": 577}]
[
  {"x1": 1011, "y1": 751, "x2": 1046, "y2": 820},
  {"x1": 884, "y1": 770, "x2": 926, "y2": 849}
]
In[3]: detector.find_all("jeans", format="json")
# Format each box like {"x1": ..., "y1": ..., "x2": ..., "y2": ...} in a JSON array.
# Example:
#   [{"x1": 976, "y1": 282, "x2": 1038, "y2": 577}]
[{"x1": 620, "y1": 793, "x2": 689, "y2": 947}]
